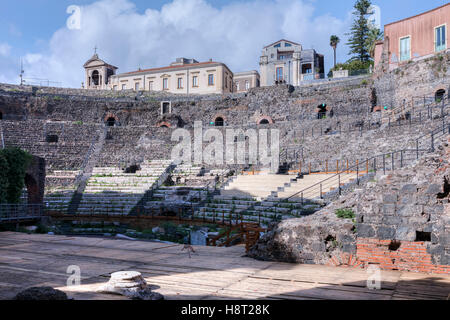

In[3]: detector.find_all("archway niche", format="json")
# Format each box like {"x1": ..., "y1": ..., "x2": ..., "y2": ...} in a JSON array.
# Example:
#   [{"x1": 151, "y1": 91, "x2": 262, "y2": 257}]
[
  {"x1": 435, "y1": 89, "x2": 446, "y2": 102},
  {"x1": 259, "y1": 119, "x2": 270, "y2": 125},
  {"x1": 92, "y1": 70, "x2": 100, "y2": 86},
  {"x1": 24, "y1": 174, "x2": 40, "y2": 204},
  {"x1": 214, "y1": 117, "x2": 224, "y2": 127},
  {"x1": 106, "y1": 117, "x2": 116, "y2": 127},
  {"x1": 317, "y1": 104, "x2": 327, "y2": 119}
]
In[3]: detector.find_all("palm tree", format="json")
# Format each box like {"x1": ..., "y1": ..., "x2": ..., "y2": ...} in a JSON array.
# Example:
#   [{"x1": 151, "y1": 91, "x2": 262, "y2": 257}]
[
  {"x1": 366, "y1": 27, "x2": 384, "y2": 58},
  {"x1": 330, "y1": 35, "x2": 340, "y2": 68}
]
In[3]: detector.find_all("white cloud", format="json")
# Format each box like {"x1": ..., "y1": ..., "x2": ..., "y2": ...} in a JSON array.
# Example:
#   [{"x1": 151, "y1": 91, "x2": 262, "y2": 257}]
[
  {"x1": 0, "y1": 43, "x2": 12, "y2": 57},
  {"x1": 0, "y1": 0, "x2": 352, "y2": 88}
]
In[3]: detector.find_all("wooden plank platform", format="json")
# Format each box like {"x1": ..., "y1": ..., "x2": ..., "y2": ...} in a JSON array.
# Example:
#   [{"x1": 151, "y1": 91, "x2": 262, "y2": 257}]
[{"x1": 0, "y1": 232, "x2": 449, "y2": 300}]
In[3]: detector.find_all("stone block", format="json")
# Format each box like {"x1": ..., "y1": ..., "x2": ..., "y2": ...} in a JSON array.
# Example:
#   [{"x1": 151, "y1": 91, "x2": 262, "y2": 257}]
[
  {"x1": 357, "y1": 224, "x2": 375, "y2": 238},
  {"x1": 397, "y1": 205, "x2": 421, "y2": 217},
  {"x1": 377, "y1": 226, "x2": 396, "y2": 240},
  {"x1": 395, "y1": 226, "x2": 416, "y2": 241},
  {"x1": 383, "y1": 203, "x2": 396, "y2": 215},
  {"x1": 425, "y1": 184, "x2": 442, "y2": 195},
  {"x1": 401, "y1": 184, "x2": 417, "y2": 193},
  {"x1": 383, "y1": 194, "x2": 397, "y2": 204}
]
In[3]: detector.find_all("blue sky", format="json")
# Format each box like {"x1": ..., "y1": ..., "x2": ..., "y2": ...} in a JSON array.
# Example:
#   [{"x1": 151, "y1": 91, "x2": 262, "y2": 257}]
[{"x1": 0, "y1": 0, "x2": 448, "y2": 87}]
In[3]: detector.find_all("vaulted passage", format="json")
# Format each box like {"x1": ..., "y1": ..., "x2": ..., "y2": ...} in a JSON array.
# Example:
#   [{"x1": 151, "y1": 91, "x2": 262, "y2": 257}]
[
  {"x1": 214, "y1": 117, "x2": 224, "y2": 127},
  {"x1": 435, "y1": 89, "x2": 445, "y2": 102},
  {"x1": 106, "y1": 117, "x2": 116, "y2": 127}
]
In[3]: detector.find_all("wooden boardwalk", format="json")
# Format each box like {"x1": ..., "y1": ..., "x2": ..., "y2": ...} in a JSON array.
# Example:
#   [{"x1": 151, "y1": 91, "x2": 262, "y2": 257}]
[{"x1": 0, "y1": 232, "x2": 449, "y2": 300}]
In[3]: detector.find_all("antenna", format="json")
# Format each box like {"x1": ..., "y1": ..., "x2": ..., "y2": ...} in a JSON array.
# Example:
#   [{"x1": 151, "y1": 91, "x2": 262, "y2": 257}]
[
  {"x1": 94, "y1": 45, "x2": 98, "y2": 54},
  {"x1": 19, "y1": 58, "x2": 25, "y2": 86}
]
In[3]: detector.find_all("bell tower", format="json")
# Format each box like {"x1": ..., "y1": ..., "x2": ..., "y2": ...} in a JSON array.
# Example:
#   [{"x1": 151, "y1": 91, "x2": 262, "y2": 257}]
[{"x1": 83, "y1": 48, "x2": 118, "y2": 90}]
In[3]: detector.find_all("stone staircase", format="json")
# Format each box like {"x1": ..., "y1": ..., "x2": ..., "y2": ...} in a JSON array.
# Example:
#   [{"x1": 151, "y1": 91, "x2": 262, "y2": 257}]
[
  {"x1": 220, "y1": 170, "x2": 294, "y2": 200},
  {"x1": 44, "y1": 170, "x2": 80, "y2": 212},
  {"x1": 75, "y1": 160, "x2": 173, "y2": 215},
  {"x1": 195, "y1": 195, "x2": 322, "y2": 227},
  {"x1": 272, "y1": 172, "x2": 358, "y2": 200}
]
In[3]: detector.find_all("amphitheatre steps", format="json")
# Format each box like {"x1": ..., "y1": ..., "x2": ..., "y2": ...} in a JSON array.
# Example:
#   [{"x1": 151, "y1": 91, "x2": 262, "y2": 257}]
[{"x1": 74, "y1": 160, "x2": 173, "y2": 215}]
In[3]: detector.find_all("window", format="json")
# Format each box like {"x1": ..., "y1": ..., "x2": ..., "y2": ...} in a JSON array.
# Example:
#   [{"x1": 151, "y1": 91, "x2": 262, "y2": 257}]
[
  {"x1": 177, "y1": 77, "x2": 183, "y2": 89},
  {"x1": 276, "y1": 67, "x2": 283, "y2": 81},
  {"x1": 135, "y1": 82, "x2": 140, "y2": 91},
  {"x1": 208, "y1": 74, "x2": 214, "y2": 86},
  {"x1": 236, "y1": 82, "x2": 239, "y2": 91},
  {"x1": 192, "y1": 76, "x2": 198, "y2": 87},
  {"x1": 225, "y1": 76, "x2": 228, "y2": 88},
  {"x1": 46, "y1": 134, "x2": 58, "y2": 143},
  {"x1": 162, "y1": 102, "x2": 170, "y2": 114},
  {"x1": 435, "y1": 25, "x2": 446, "y2": 52},
  {"x1": 245, "y1": 80, "x2": 250, "y2": 90},
  {"x1": 399, "y1": 36, "x2": 411, "y2": 61},
  {"x1": 274, "y1": 43, "x2": 281, "y2": 48},
  {"x1": 149, "y1": 81, "x2": 153, "y2": 91},
  {"x1": 163, "y1": 78, "x2": 168, "y2": 90},
  {"x1": 285, "y1": 43, "x2": 292, "y2": 47},
  {"x1": 121, "y1": 84, "x2": 126, "y2": 90}
]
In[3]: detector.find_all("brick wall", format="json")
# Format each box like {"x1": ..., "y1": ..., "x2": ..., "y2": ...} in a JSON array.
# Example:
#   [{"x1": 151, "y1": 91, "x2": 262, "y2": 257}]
[{"x1": 357, "y1": 238, "x2": 450, "y2": 274}]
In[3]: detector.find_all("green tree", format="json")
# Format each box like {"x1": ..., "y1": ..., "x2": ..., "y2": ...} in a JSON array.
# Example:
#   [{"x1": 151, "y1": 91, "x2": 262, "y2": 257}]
[
  {"x1": 330, "y1": 35, "x2": 340, "y2": 68},
  {"x1": 366, "y1": 26, "x2": 384, "y2": 58},
  {"x1": 347, "y1": 0, "x2": 372, "y2": 62},
  {"x1": 0, "y1": 153, "x2": 9, "y2": 204},
  {"x1": 0, "y1": 148, "x2": 32, "y2": 203}
]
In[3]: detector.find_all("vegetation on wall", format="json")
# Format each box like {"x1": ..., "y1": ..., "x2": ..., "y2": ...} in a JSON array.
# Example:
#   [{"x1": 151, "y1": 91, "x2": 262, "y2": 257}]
[
  {"x1": 0, "y1": 153, "x2": 9, "y2": 203},
  {"x1": 0, "y1": 147, "x2": 32, "y2": 204}
]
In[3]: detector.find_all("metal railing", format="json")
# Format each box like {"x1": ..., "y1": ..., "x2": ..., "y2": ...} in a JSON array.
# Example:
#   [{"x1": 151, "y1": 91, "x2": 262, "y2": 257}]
[
  {"x1": 0, "y1": 204, "x2": 45, "y2": 223},
  {"x1": 281, "y1": 121, "x2": 450, "y2": 203}
]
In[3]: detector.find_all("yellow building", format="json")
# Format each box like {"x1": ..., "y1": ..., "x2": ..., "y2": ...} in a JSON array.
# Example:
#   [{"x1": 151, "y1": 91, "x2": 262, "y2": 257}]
[{"x1": 84, "y1": 55, "x2": 235, "y2": 95}]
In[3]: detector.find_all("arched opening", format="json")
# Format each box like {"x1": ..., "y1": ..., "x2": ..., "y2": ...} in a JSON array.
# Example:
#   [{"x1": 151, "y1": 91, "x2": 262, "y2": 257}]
[
  {"x1": 106, "y1": 117, "x2": 116, "y2": 127},
  {"x1": 24, "y1": 174, "x2": 39, "y2": 204},
  {"x1": 317, "y1": 104, "x2": 327, "y2": 119},
  {"x1": 0, "y1": 111, "x2": 3, "y2": 120},
  {"x1": 259, "y1": 119, "x2": 270, "y2": 125},
  {"x1": 214, "y1": 117, "x2": 224, "y2": 127},
  {"x1": 435, "y1": 89, "x2": 445, "y2": 102},
  {"x1": 160, "y1": 125, "x2": 169, "y2": 128},
  {"x1": 92, "y1": 70, "x2": 100, "y2": 86}
]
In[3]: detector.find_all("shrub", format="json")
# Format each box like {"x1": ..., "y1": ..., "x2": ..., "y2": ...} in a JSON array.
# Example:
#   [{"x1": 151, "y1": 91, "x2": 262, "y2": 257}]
[
  {"x1": 335, "y1": 208, "x2": 355, "y2": 219},
  {"x1": 0, "y1": 147, "x2": 32, "y2": 203}
]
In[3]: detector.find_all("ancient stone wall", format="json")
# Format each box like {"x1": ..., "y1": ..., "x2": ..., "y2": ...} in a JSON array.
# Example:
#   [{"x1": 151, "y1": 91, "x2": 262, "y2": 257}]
[
  {"x1": 374, "y1": 51, "x2": 450, "y2": 108},
  {"x1": 250, "y1": 138, "x2": 450, "y2": 274}
]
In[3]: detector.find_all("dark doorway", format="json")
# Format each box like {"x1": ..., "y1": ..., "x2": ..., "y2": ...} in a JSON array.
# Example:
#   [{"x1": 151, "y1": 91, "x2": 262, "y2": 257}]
[
  {"x1": 106, "y1": 117, "x2": 116, "y2": 127},
  {"x1": 46, "y1": 134, "x2": 59, "y2": 143},
  {"x1": 215, "y1": 117, "x2": 224, "y2": 126},
  {"x1": 24, "y1": 174, "x2": 40, "y2": 204},
  {"x1": 259, "y1": 119, "x2": 270, "y2": 125},
  {"x1": 0, "y1": 111, "x2": 2, "y2": 120},
  {"x1": 435, "y1": 89, "x2": 445, "y2": 102},
  {"x1": 162, "y1": 102, "x2": 170, "y2": 114},
  {"x1": 317, "y1": 104, "x2": 327, "y2": 119}
]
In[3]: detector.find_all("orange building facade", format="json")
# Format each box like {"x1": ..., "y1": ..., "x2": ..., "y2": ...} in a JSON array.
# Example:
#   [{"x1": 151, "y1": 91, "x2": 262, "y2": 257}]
[{"x1": 375, "y1": 3, "x2": 449, "y2": 71}]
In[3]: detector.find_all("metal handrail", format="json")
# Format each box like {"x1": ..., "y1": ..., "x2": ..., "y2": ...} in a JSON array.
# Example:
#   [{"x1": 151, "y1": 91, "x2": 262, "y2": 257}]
[{"x1": 280, "y1": 121, "x2": 450, "y2": 203}]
